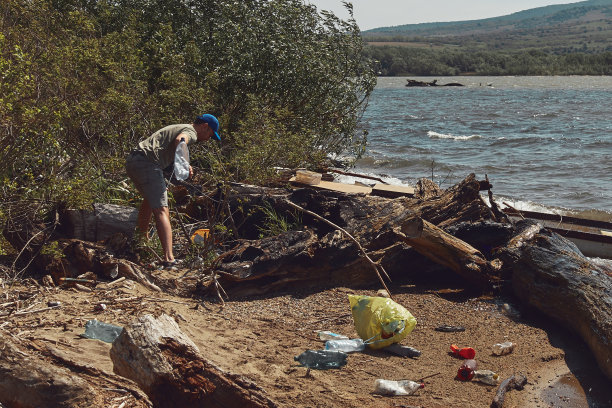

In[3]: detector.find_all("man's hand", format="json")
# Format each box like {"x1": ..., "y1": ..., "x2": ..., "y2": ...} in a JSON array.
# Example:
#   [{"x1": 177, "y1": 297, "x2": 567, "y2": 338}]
[{"x1": 189, "y1": 165, "x2": 193, "y2": 179}]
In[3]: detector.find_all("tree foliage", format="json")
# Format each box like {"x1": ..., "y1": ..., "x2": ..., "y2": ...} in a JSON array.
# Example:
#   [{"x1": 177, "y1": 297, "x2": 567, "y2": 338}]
[
  {"x1": 0, "y1": 0, "x2": 375, "y2": 239},
  {"x1": 366, "y1": 45, "x2": 612, "y2": 76}
]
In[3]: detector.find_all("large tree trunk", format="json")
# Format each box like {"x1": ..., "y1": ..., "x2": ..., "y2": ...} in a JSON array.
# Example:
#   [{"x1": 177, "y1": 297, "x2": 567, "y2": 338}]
[
  {"x1": 397, "y1": 219, "x2": 498, "y2": 288},
  {"x1": 495, "y1": 220, "x2": 612, "y2": 383},
  {"x1": 0, "y1": 333, "x2": 151, "y2": 408},
  {"x1": 0, "y1": 333, "x2": 96, "y2": 408},
  {"x1": 110, "y1": 314, "x2": 277, "y2": 408}
]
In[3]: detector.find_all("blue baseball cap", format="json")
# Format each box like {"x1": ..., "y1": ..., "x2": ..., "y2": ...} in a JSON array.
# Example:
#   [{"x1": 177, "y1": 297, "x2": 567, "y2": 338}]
[{"x1": 196, "y1": 114, "x2": 221, "y2": 141}]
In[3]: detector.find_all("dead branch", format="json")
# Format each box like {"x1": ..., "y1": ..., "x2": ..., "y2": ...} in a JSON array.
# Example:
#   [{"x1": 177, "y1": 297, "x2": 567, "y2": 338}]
[{"x1": 490, "y1": 374, "x2": 527, "y2": 408}]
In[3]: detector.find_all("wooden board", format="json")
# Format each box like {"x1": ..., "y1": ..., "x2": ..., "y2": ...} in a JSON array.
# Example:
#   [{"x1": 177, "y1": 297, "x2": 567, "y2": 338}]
[
  {"x1": 290, "y1": 177, "x2": 372, "y2": 194},
  {"x1": 372, "y1": 183, "x2": 415, "y2": 198}
]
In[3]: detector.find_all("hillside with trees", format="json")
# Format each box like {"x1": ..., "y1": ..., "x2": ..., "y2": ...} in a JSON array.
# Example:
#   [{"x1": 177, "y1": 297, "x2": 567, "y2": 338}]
[{"x1": 362, "y1": 0, "x2": 612, "y2": 75}]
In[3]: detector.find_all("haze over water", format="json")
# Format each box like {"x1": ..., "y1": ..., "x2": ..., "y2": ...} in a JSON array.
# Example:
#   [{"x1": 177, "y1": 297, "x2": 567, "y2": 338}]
[{"x1": 352, "y1": 76, "x2": 612, "y2": 220}]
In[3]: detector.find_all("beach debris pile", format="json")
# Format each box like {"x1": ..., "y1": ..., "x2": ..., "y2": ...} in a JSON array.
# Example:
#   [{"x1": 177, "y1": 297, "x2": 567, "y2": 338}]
[{"x1": 1, "y1": 172, "x2": 610, "y2": 407}]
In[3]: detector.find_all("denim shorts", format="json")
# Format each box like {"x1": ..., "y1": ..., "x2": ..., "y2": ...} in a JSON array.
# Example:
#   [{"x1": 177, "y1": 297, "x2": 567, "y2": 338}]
[{"x1": 126, "y1": 152, "x2": 168, "y2": 208}]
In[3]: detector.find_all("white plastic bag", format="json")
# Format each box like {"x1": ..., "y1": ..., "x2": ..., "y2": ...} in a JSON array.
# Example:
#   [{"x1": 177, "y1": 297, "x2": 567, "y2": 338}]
[
  {"x1": 174, "y1": 140, "x2": 190, "y2": 181},
  {"x1": 373, "y1": 379, "x2": 423, "y2": 396}
]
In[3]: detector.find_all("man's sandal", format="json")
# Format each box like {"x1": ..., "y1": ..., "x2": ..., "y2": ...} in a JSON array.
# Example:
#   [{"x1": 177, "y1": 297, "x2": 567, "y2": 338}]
[{"x1": 162, "y1": 259, "x2": 182, "y2": 269}]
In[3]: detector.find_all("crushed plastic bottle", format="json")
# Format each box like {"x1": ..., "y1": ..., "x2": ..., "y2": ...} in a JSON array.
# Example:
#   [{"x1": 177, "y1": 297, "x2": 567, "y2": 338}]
[
  {"x1": 174, "y1": 140, "x2": 190, "y2": 181},
  {"x1": 492, "y1": 341, "x2": 515, "y2": 355},
  {"x1": 324, "y1": 338, "x2": 365, "y2": 353},
  {"x1": 80, "y1": 319, "x2": 123, "y2": 343},
  {"x1": 451, "y1": 344, "x2": 476, "y2": 359},
  {"x1": 473, "y1": 370, "x2": 500, "y2": 385},
  {"x1": 383, "y1": 343, "x2": 421, "y2": 358},
  {"x1": 457, "y1": 359, "x2": 478, "y2": 381},
  {"x1": 373, "y1": 379, "x2": 424, "y2": 396},
  {"x1": 317, "y1": 331, "x2": 349, "y2": 341},
  {"x1": 294, "y1": 350, "x2": 348, "y2": 370}
]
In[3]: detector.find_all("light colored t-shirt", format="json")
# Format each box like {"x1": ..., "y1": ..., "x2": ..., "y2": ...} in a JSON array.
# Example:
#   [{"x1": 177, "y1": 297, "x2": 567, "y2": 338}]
[{"x1": 136, "y1": 124, "x2": 197, "y2": 169}]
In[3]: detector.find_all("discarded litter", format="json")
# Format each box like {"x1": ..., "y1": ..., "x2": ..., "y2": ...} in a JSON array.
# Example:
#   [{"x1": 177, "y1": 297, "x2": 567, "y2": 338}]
[
  {"x1": 316, "y1": 330, "x2": 349, "y2": 341},
  {"x1": 94, "y1": 303, "x2": 107, "y2": 312},
  {"x1": 435, "y1": 325, "x2": 465, "y2": 332},
  {"x1": 349, "y1": 295, "x2": 416, "y2": 349},
  {"x1": 47, "y1": 301, "x2": 61, "y2": 307},
  {"x1": 80, "y1": 319, "x2": 123, "y2": 343},
  {"x1": 324, "y1": 338, "x2": 365, "y2": 353},
  {"x1": 451, "y1": 344, "x2": 476, "y2": 359},
  {"x1": 492, "y1": 341, "x2": 515, "y2": 356},
  {"x1": 383, "y1": 343, "x2": 421, "y2": 358},
  {"x1": 373, "y1": 379, "x2": 424, "y2": 396},
  {"x1": 294, "y1": 350, "x2": 348, "y2": 370},
  {"x1": 473, "y1": 369, "x2": 500, "y2": 385},
  {"x1": 190, "y1": 228, "x2": 210, "y2": 244},
  {"x1": 457, "y1": 359, "x2": 478, "y2": 381}
]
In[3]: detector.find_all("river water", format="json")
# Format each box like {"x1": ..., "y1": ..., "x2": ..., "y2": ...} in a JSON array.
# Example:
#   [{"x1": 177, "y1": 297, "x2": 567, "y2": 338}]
[{"x1": 348, "y1": 76, "x2": 612, "y2": 221}]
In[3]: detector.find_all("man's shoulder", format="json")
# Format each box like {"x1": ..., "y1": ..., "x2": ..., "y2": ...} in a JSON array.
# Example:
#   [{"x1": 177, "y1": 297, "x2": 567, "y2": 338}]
[{"x1": 159, "y1": 124, "x2": 195, "y2": 134}]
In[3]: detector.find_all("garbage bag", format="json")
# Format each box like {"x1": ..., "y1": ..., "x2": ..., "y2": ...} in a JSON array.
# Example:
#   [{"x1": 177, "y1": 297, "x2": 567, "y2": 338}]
[{"x1": 349, "y1": 295, "x2": 417, "y2": 349}]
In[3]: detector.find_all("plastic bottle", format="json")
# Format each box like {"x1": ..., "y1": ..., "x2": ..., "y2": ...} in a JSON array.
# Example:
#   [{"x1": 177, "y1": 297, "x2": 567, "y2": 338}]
[
  {"x1": 80, "y1": 319, "x2": 123, "y2": 343},
  {"x1": 317, "y1": 331, "x2": 349, "y2": 341},
  {"x1": 294, "y1": 350, "x2": 348, "y2": 370},
  {"x1": 473, "y1": 370, "x2": 500, "y2": 385},
  {"x1": 451, "y1": 344, "x2": 476, "y2": 359},
  {"x1": 174, "y1": 140, "x2": 190, "y2": 181},
  {"x1": 457, "y1": 359, "x2": 478, "y2": 381},
  {"x1": 373, "y1": 379, "x2": 424, "y2": 396},
  {"x1": 324, "y1": 338, "x2": 365, "y2": 353},
  {"x1": 492, "y1": 341, "x2": 515, "y2": 355}
]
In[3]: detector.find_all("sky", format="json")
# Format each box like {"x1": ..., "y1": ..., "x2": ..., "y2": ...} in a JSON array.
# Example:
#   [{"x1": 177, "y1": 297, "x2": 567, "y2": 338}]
[{"x1": 305, "y1": 1, "x2": 583, "y2": 30}]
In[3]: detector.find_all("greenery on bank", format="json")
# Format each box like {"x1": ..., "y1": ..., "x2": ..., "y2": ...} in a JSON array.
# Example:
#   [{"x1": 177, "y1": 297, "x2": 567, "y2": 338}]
[
  {"x1": 365, "y1": 45, "x2": 612, "y2": 76},
  {"x1": 0, "y1": 0, "x2": 375, "y2": 245}
]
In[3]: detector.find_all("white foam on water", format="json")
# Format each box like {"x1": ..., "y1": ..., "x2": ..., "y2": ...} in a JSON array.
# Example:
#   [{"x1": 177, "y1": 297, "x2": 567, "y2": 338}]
[
  {"x1": 488, "y1": 196, "x2": 566, "y2": 214},
  {"x1": 427, "y1": 131, "x2": 482, "y2": 141},
  {"x1": 334, "y1": 172, "x2": 410, "y2": 187}
]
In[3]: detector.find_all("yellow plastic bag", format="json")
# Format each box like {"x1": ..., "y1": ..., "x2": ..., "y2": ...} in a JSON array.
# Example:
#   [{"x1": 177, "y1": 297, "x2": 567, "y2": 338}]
[{"x1": 349, "y1": 295, "x2": 417, "y2": 349}]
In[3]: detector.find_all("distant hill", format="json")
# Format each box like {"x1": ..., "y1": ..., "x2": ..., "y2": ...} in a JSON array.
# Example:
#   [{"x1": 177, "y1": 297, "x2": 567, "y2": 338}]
[{"x1": 363, "y1": 0, "x2": 612, "y2": 53}]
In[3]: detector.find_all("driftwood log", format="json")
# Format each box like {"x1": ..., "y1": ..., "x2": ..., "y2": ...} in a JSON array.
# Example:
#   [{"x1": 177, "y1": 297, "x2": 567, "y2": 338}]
[
  {"x1": 110, "y1": 314, "x2": 277, "y2": 408},
  {"x1": 0, "y1": 333, "x2": 151, "y2": 408},
  {"x1": 397, "y1": 219, "x2": 497, "y2": 289},
  {"x1": 58, "y1": 203, "x2": 139, "y2": 242},
  {"x1": 0, "y1": 333, "x2": 96, "y2": 407},
  {"x1": 496, "y1": 220, "x2": 612, "y2": 383}
]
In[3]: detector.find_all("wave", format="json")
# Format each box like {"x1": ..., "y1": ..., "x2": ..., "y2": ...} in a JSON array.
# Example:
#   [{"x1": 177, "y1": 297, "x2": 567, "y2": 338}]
[
  {"x1": 427, "y1": 131, "x2": 482, "y2": 141},
  {"x1": 532, "y1": 112, "x2": 558, "y2": 118},
  {"x1": 488, "y1": 196, "x2": 612, "y2": 223}
]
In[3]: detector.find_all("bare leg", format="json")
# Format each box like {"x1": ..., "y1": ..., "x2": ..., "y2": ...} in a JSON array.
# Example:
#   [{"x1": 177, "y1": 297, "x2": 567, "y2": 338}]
[
  {"x1": 152, "y1": 206, "x2": 174, "y2": 262},
  {"x1": 137, "y1": 199, "x2": 153, "y2": 238}
]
